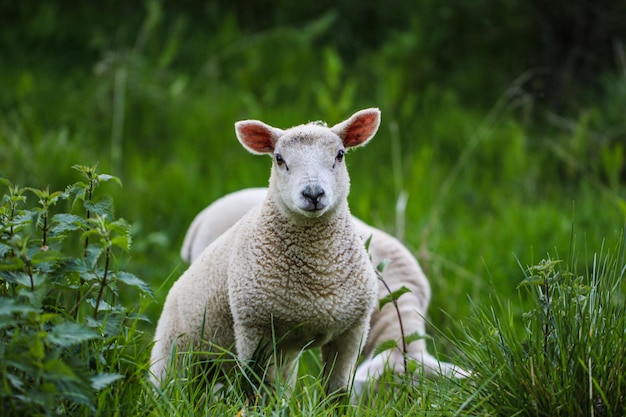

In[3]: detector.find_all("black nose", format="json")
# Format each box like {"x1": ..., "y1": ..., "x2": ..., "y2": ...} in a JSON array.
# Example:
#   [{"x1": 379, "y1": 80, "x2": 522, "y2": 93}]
[{"x1": 302, "y1": 185, "x2": 325, "y2": 206}]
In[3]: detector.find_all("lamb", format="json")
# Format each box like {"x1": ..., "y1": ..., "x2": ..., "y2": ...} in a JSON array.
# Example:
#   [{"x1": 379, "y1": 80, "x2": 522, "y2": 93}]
[
  {"x1": 150, "y1": 109, "x2": 382, "y2": 397},
  {"x1": 180, "y1": 188, "x2": 469, "y2": 396}
]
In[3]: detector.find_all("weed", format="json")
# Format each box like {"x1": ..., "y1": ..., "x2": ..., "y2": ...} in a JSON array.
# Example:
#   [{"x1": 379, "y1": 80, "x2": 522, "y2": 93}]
[{"x1": 0, "y1": 167, "x2": 153, "y2": 416}]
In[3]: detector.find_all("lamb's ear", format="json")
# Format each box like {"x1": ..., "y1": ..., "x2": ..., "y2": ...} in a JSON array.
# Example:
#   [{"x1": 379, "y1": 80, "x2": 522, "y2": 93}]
[
  {"x1": 235, "y1": 120, "x2": 284, "y2": 155},
  {"x1": 331, "y1": 108, "x2": 381, "y2": 149}
]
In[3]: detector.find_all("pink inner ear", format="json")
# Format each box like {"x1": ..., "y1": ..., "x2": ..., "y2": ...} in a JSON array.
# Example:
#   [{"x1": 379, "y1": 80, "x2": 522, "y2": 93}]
[
  {"x1": 239, "y1": 124, "x2": 275, "y2": 153},
  {"x1": 343, "y1": 113, "x2": 379, "y2": 148}
]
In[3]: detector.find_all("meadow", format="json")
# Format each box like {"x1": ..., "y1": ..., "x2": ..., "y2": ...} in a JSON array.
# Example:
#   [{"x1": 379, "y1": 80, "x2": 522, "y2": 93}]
[{"x1": 1, "y1": 1, "x2": 625, "y2": 415}]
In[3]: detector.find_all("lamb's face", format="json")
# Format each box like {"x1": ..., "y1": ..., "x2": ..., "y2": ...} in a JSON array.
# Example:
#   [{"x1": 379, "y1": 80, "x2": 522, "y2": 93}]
[
  {"x1": 235, "y1": 108, "x2": 381, "y2": 219},
  {"x1": 271, "y1": 126, "x2": 350, "y2": 218}
]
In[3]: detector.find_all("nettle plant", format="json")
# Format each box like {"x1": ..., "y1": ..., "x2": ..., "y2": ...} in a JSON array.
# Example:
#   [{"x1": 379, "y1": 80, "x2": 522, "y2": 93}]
[
  {"x1": 365, "y1": 236, "x2": 428, "y2": 375},
  {"x1": 0, "y1": 165, "x2": 152, "y2": 416}
]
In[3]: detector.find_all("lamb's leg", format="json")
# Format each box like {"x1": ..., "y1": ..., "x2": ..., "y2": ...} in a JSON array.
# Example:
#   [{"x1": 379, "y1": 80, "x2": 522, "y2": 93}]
[
  {"x1": 280, "y1": 354, "x2": 299, "y2": 388},
  {"x1": 235, "y1": 325, "x2": 301, "y2": 390},
  {"x1": 234, "y1": 325, "x2": 285, "y2": 387},
  {"x1": 321, "y1": 324, "x2": 368, "y2": 396},
  {"x1": 150, "y1": 294, "x2": 184, "y2": 386},
  {"x1": 352, "y1": 346, "x2": 471, "y2": 399},
  {"x1": 234, "y1": 325, "x2": 264, "y2": 362},
  {"x1": 352, "y1": 352, "x2": 390, "y2": 399}
]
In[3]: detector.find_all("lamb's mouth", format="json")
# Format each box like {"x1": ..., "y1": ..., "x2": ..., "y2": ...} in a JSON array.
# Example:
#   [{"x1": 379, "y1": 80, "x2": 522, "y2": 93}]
[{"x1": 299, "y1": 204, "x2": 329, "y2": 218}]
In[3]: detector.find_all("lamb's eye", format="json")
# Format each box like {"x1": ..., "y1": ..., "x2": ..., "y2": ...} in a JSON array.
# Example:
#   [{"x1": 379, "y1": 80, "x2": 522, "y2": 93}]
[
  {"x1": 275, "y1": 153, "x2": 286, "y2": 168},
  {"x1": 335, "y1": 149, "x2": 345, "y2": 162}
]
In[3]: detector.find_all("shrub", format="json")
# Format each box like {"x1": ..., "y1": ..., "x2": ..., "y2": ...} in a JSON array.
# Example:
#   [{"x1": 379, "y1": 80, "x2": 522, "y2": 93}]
[{"x1": 0, "y1": 165, "x2": 153, "y2": 416}]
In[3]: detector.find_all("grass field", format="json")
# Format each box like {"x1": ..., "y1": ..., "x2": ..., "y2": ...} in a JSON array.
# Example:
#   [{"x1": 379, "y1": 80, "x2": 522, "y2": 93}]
[{"x1": 1, "y1": 2, "x2": 625, "y2": 415}]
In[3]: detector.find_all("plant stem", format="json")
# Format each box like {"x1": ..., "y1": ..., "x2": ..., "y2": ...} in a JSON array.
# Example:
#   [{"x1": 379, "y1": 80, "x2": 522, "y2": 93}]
[
  {"x1": 83, "y1": 182, "x2": 93, "y2": 258},
  {"x1": 378, "y1": 273, "x2": 408, "y2": 372},
  {"x1": 77, "y1": 179, "x2": 94, "y2": 319},
  {"x1": 24, "y1": 257, "x2": 34, "y2": 291},
  {"x1": 8, "y1": 202, "x2": 15, "y2": 259},
  {"x1": 42, "y1": 211, "x2": 48, "y2": 248},
  {"x1": 93, "y1": 245, "x2": 111, "y2": 319}
]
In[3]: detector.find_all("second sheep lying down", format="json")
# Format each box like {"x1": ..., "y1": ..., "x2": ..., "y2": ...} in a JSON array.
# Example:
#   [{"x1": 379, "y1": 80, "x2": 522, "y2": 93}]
[{"x1": 181, "y1": 188, "x2": 469, "y2": 395}]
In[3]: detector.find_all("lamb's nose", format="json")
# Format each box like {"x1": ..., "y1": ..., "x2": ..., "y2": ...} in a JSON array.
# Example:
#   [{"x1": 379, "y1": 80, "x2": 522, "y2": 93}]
[{"x1": 302, "y1": 185, "x2": 325, "y2": 206}]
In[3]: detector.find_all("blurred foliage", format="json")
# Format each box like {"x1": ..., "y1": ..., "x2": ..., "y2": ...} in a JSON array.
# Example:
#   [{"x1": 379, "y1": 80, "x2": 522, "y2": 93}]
[{"x1": 2, "y1": 0, "x2": 625, "y2": 108}]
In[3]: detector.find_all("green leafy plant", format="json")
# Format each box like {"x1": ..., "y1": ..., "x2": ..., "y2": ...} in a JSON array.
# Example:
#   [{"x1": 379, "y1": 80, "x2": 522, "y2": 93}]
[
  {"x1": 455, "y1": 237, "x2": 626, "y2": 416},
  {"x1": 364, "y1": 237, "x2": 430, "y2": 376},
  {"x1": 0, "y1": 165, "x2": 153, "y2": 416}
]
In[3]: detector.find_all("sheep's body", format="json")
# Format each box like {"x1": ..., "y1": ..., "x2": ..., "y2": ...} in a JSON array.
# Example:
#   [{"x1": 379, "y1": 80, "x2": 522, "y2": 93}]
[
  {"x1": 150, "y1": 109, "x2": 382, "y2": 395},
  {"x1": 180, "y1": 187, "x2": 468, "y2": 394},
  {"x1": 180, "y1": 188, "x2": 269, "y2": 263}
]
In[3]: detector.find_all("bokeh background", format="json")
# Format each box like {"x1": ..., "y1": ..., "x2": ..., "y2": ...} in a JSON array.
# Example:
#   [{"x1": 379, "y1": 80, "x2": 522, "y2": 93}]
[{"x1": 1, "y1": 0, "x2": 625, "y2": 334}]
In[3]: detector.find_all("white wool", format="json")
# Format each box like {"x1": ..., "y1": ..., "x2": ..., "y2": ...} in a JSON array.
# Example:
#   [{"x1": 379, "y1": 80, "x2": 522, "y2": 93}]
[
  {"x1": 179, "y1": 187, "x2": 469, "y2": 396},
  {"x1": 150, "y1": 109, "x2": 381, "y2": 395}
]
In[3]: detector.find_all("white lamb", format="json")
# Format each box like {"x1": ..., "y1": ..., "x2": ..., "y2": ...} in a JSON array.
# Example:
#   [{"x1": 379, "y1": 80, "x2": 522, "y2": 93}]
[
  {"x1": 180, "y1": 189, "x2": 468, "y2": 396},
  {"x1": 150, "y1": 109, "x2": 382, "y2": 396}
]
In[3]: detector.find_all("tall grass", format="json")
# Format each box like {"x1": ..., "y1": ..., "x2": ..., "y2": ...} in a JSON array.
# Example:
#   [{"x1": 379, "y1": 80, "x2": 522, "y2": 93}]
[{"x1": 454, "y1": 234, "x2": 626, "y2": 416}]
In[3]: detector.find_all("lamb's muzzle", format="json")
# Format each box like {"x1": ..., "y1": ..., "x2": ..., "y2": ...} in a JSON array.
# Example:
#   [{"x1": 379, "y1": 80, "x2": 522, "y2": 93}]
[{"x1": 300, "y1": 184, "x2": 326, "y2": 212}]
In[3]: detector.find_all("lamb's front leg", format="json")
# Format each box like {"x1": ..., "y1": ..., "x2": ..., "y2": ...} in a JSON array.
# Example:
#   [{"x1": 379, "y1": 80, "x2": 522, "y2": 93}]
[
  {"x1": 321, "y1": 323, "x2": 368, "y2": 396},
  {"x1": 234, "y1": 325, "x2": 297, "y2": 388},
  {"x1": 234, "y1": 325, "x2": 266, "y2": 367}
]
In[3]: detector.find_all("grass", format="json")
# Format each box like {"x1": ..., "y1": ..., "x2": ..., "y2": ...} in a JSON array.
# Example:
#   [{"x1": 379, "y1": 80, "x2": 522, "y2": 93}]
[
  {"x1": 1, "y1": 2, "x2": 625, "y2": 415},
  {"x1": 453, "y1": 238, "x2": 626, "y2": 416}
]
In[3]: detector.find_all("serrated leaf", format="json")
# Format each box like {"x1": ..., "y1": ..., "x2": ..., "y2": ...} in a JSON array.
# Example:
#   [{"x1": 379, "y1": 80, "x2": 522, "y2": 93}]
[
  {"x1": 405, "y1": 331, "x2": 430, "y2": 345},
  {"x1": 91, "y1": 373, "x2": 123, "y2": 390},
  {"x1": 111, "y1": 234, "x2": 131, "y2": 251},
  {"x1": 31, "y1": 249, "x2": 65, "y2": 265},
  {"x1": 87, "y1": 298, "x2": 113, "y2": 312},
  {"x1": 373, "y1": 339, "x2": 398, "y2": 357},
  {"x1": 84, "y1": 198, "x2": 113, "y2": 217},
  {"x1": 517, "y1": 275, "x2": 546, "y2": 289},
  {"x1": 378, "y1": 286, "x2": 412, "y2": 310},
  {"x1": 65, "y1": 182, "x2": 88, "y2": 209},
  {"x1": 0, "y1": 271, "x2": 33, "y2": 287},
  {"x1": 81, "y1": 228, "x2": 104, "y2": 242},
  {"x1": 116, "y1": 271, "x2": 153, "y2": 295},
  {"x1": 51, "y1": 213, "x2": 87, "y2": 234},
  {"x1": 0, "y1": 298, "x2": 39, "y2": 316},
  {"x1": 48, "y1": 322, "x2": 100, "y2": 347},
  {"x1": 97, "y1": 174, "x2": 122, "y2": 187},
  {"x1": 84, "y1": 245, "x2": 105, "y2": 269},
  {"x1": 0, "y1": 242, "x2": 10, "y2": 258},
  {"x1": 12, "y1": 211, "x2": 35, "y2": 227},
  {"x1": 25, "y1": 187, "x2": 46, "y2": 199},
  {"x1": 85, "y1": 314, "x2": 118, "y2": 337},
  {"x1": 72, "y1": 164, "x2": 91, "y2": 174}
]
